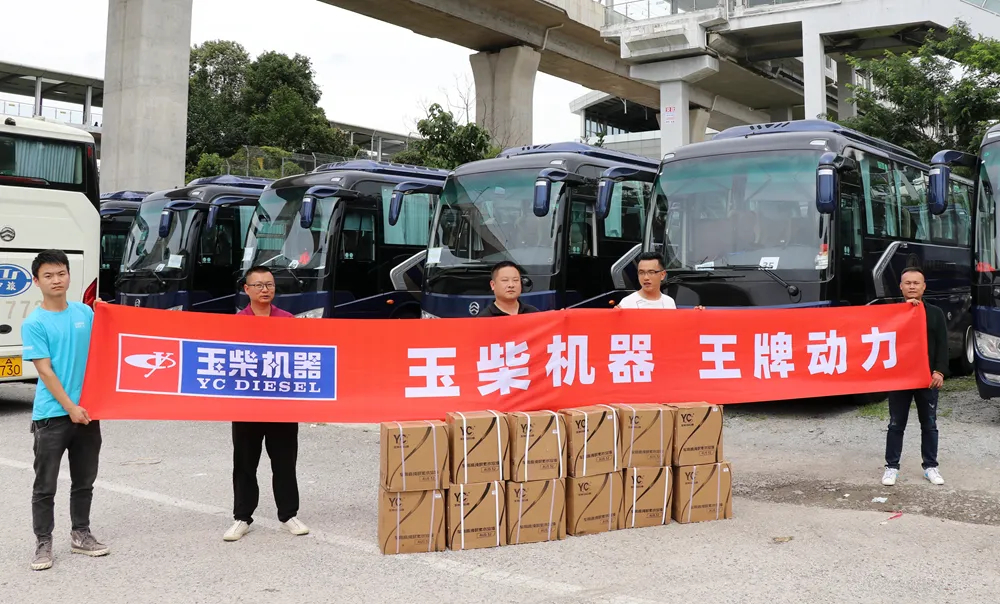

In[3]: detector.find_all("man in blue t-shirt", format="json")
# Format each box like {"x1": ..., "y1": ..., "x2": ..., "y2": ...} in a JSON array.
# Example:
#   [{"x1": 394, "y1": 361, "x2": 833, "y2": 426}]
[{"x1": 21, "y1": 250, "x2": 108, "y2": 571}]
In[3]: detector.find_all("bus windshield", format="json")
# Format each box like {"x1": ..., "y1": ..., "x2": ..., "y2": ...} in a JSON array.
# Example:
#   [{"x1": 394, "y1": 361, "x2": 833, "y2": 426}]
[
  {"x1": 978, "y1": 145, "x2": 1000, "y2": 272},
  {"x1": 120, "y1": 197, "x2": 198, "y2": 277},
  {"x1": 655, "y1": 150, "x2": 831, "y2": 272},
  {"x1": 429, "y1": 169, "x2": 562, "y2": 273},
  {"x1": 244, "y1": 187, "x2": 335, "y2": 275}
]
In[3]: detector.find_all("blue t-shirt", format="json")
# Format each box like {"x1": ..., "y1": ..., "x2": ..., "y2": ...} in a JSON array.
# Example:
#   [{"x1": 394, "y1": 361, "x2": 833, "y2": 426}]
[{"x1": 21, "y1": 302, "x2": 94, "y2": 421}]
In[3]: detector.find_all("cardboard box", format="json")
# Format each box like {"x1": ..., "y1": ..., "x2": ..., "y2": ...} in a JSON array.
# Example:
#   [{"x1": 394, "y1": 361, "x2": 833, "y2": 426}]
[
  {"x1": 614, "y1": 404, "x2": 674, "y2": 469},
  {"x1": 566, "y1": 473, "x2": 623, "y2": 536},
  {"x1": 446, "y1": 481, "x2": 507, "y2": 550},
  {"x1": 378, "y1": 488, "x2": 446, "y2": 555},
  {"x1": 380, "y1": 420, "x2": 450, "y2": 492},
  {"x1": 673, "y1": 462, "x2": 733, "y2": 524},
  {"x1": 507, "y1": 411, "x2": 568, "y2": 482},
  {"x1": 446, "y1": 410, "x2": 510, "y2": 485},
  {"x1": 622, "y1": 467, "x2": 672, "y2": 529},
  {"x1": 561, "y1": 405, "x2": 620, "y2": 478},
  {"x1": 506, "y1": 478, "x2": 566, "y2": 545},
  {"x1": 670, "y1": 403, "x2": 724, "y2": 466}
]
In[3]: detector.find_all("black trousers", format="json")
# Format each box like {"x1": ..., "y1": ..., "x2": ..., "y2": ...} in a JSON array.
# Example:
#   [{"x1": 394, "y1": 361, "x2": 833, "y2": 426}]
[
  {"x1": 885, "y1": 388, "x2": 939, "y2": 470},
  {"x1": 232, "y1": 422, "x2": 299, "y2": 524},
  {"x1": 32, "y1": 416, "x2": 102, "y2": 540}
]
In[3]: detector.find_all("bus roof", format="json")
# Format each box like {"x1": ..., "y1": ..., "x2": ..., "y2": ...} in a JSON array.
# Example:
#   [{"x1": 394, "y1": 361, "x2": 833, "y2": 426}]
[
  {"x1": 982, "y1": 123, "x2": 1000, "y2": 148},
  {"x1": 496, "y1": 141, "x2": 659, "y2": 169},
  {"x1": 313, "y1": 160, "x2": 450, "y2": 181},
  {"x1": 186, "y1": 175, "x2": 274, "y2": 189},
  {"x1": 0, "y1": 115, "x2": 94, "y2": 144},
  {"x1": 713, "y1": 120, "x2": 921, "y2": 163},
  {"x1": 100, "y1": 190, "x2": 150, "y2": 202}
]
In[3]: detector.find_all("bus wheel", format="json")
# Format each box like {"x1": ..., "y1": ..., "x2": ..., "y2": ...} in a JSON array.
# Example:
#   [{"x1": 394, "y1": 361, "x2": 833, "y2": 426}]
[{"x1": 951, "y1": 325, "x2": 975, "y2": 376}]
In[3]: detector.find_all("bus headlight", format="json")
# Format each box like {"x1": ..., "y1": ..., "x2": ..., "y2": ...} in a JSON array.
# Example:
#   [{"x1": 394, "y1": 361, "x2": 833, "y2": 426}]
[
  {"x1": 974, "y1": 331, "x2": 1000, "y2": 360},
  {"x1": 166, "y1": 305, "x2": 183, "y2": 311},
  {"x1": 421, "y1": 310, "x2": 439, "y2": 319},
  {"x1": 295, "y1": 308, "x2": 324, "y2": 319}
]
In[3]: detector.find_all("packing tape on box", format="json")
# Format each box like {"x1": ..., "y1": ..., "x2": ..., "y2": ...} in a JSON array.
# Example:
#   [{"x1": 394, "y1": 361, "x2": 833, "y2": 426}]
[
  {"x1": 459, "y1": 483, "x2": 466, "y2": 550},
  {"x1": 563, "y1": 407, "x2": 588, "y2": 476},
  {"x1": 607, "y1": 472, "x2": 615, "y2": 531},
  {"x1": 630, "y1": 468, "x2": 638, "y2": 528},
  {"x1": 622, "y1": 404, "x2": 637, "y2": 468},
  {"x1": 515, "y1": 480, "x2": 524, "y2": 545},
  {"x1": 662, "y1": 470, "x2": 670, "y2": 525},
  {"x1": 428, "y1": 491, "x2": 436, "y2": 553},
  {"x1": 547, "y1": 478, "x2": 557, "y2": 541},
  {"x1": 456, "y1": 411, "x2": 470, "y2": 484},
  {"x1": 685, "y1": 464, "x2": 696, "y2": 524},
  {"x1": 547, "y1": 410, "x2": 564, "y2": 479},
  {"x1": 597, "y1": 404, "x2": 620, "y2": 471},
  {"x1": 426, "y1": 420, "x2": 440, "y2": 489},
  {"x1": 395, "y1": 422, "x2": 406, "y2": 491},
  {"x1": 396, "y1": 491, "x2": 401, "y2": 554},
  {"x1": 494, "y1": 481, "x2": 501, "y2": 547},
  {"x1": 716, "y1": 462, "x2": 721, "y2": 521},
  {"x1": 488, "y1": 409, "x2": 504, "y2": 481},
  {"x1": 522, "y1": 412, "x2": 531, "y2": 481}
]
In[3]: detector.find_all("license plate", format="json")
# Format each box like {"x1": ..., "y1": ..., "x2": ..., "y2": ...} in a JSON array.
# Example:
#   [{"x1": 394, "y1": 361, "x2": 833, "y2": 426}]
[{"x1": 0, "y1": 355, "x2": 23, "y2": 378}]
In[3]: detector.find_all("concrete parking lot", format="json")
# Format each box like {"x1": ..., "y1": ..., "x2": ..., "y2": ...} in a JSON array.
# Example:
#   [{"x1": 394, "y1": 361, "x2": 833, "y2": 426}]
[{"x1": 1, "y1": 379, "x2": 998, "y2": 604}]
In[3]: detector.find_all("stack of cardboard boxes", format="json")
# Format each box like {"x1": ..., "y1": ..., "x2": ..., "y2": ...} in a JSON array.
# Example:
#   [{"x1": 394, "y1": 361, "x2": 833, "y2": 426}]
[{"x1": 377, "y1": 403, "x2": 732, "y2": 555}]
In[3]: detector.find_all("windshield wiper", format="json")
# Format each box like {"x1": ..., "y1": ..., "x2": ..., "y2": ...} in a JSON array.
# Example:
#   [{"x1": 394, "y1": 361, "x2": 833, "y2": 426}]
[
  {"x1": 122, "y1": 267, "x2": 167, "y2": 286},
  {"x1": 268, "y1": 265, "x2": 304, "y2": 289},
  {"x1": 425, "y1": 264, "x2": 493, "y2": 286},
  {"x1": 715, "y1": 264, "x2": 800, "y2": 296},
  {"x1": 663, "y1": 271, "x2": 743, "y2": 286}
]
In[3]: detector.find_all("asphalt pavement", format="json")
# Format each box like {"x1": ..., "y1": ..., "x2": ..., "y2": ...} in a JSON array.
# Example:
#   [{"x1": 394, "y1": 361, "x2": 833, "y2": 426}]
[{"x1": 1, "y1": 381, "x2": 998, "y2": 604}]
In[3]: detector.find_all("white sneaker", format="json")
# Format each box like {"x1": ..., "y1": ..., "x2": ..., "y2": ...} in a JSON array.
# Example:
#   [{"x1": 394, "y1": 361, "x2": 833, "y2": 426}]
[
  {"x1": 881, "y1": 468, "x2": 898, "y2": 486},
  {"x1": 283, "y1": 517, "x2": 310, "y2": 536},
  {"x1": 223, "y1": 520, "x2": 250, "y2": 542},
  {"x1": 924, "y1": 468, "x2": 945, "y2": 485}
]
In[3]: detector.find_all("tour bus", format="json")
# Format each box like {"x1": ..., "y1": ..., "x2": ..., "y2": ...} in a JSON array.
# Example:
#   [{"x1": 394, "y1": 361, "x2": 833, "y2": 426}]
[
  {"x1": 238, "y1": 160, "x2": 449, "y2": 318},
  {"x1": 389, "y1": 142, "x2": 658, "y2": 318},
  {"x1": 0, "y1": 116, "x2": 100, "y2": 381},
  {"x1": 598, "y1": 119, "x2": 974, "y2": 374},
  {"x1": 99, "y1": 190, "x2": 149, "y2": 302},
  {"x1": 116, "y1": 175, "x2": 272, "y2": 312},
  {"x1": 928, "y1": 124, "x2": 1000, "y2": 395}
]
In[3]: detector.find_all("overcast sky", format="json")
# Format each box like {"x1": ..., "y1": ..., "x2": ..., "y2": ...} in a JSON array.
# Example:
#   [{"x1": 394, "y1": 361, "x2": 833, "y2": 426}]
[{"x1": 2, "y1": 0, "x2": 589, "y2": 143}]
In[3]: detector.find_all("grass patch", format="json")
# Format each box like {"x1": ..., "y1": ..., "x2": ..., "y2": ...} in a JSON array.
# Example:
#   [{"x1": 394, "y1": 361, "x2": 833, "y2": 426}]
[
  {"x1": 858, "y1": 400, "x2": 890, "y2": 421},
  {"x1": 942, "y1": 375, "x2": 976, "y2": 393},
  {"x1": 940, "y1": 407, "x2": 954, "y2": 418}
]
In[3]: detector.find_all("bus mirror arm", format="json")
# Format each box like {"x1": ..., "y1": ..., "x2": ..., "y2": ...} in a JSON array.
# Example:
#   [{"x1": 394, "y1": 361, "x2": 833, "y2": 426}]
[
  {"x1": 389, "y1": 181, "x2": 443, "y2": 227},
  {"x1": 535, "y1": 168, "x2": 587, "y2": 218},
  {"x1": 815, "y1": 152, "x2": 845, "y2": 215},
  {"x1": 206, "y1": 196, "x2": 258, "y2": 230},
  {"x1": 596, "y1": 166, "x2": 656, "y2": 220},
  {"x1": 301, "y1": 186, "x2": 355, "y2": 229},
  {"x1": 928, "y1": 150, "x2": 978, "y2": 216}
]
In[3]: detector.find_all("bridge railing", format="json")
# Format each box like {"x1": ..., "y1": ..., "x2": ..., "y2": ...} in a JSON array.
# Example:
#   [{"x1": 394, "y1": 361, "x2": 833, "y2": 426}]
[
  {"x1": 598, "y1": 0, "x2": 823, "y2": 25},
  {"x1": 961, "y1": 0, "x2": 1000, "y2": 16},
  {"x1": 1, "y1": 98, "x2": 103, "y2": 128}
]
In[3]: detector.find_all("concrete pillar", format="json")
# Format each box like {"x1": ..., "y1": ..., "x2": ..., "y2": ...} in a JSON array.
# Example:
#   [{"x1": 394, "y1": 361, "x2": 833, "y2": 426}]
[
  {"x1": 769, "y1": 106, "x2": 794, "y2": 123},
  {"x1": 84, "y1": 85, "x2": 93, "y2": 126},
  {"x1": 33, "y1": 77, "x2": 42, "y2": 117},
  {"x1": 802, "y1": 26, "x2": 828, "y2": 120},
  {"x1": 836, "y1": 60, "x2": 856, "y2": 120},
  {"x1": 470, "y1": 46, "x2": 540, "y2": 148},
  {"x1": 579, "y1": 112, "x2": 587, "y2": 139},
  {"x1": 102, "y1": 0, "x2": 193, "y2": 193},
  {"x1": 689, "y1": 108, "x2": 711, "y2": 143},
  {"x1": 631, "y1": 56, "x2": 719, "y2": 156}
]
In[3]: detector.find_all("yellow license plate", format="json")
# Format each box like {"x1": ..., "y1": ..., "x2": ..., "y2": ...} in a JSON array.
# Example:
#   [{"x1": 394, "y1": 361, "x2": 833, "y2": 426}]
[{"x1": 0, "y1": 356, "x2": 23, "y2": 378}]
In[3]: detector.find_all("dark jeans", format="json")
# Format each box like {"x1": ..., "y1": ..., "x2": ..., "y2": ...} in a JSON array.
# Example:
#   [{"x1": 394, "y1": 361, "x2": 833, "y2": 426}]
[
  {"x1": 885, "y1": 388, "x2": 939, "y2": 470},
  {"x1": 232, "y1": 422, "x2": 299, "y2": 524},
  {"x1": 31, "y1": 416, "x2": 102, "y2": 540}
]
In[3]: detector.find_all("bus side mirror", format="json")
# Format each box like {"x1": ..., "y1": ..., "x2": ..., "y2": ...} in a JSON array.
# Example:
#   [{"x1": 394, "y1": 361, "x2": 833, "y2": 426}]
[
  {"x1": 815, "y1": 152, "x2": 840, "y2": 214},
  {"x1": 388, "y1": 181, "x2": 444, "y2": 226},
  {"x1": 158, "y1": 210, "x2": 173, "y2": 239},
  {"x1": 595, "y1": 165, "x2": 656, "y2": 220},
  {"x1": 534, "y1": 169, "x2": 587, "y2": 217},
  {"x1": 206, "y1": 206, "x2": 220, "y2": 230},
  {"x1": 928, "y1": 165, "x2": 951, "y2": 216},
  {"x1": 300, "y1": 186, "x2": 348, "y2": 229}
]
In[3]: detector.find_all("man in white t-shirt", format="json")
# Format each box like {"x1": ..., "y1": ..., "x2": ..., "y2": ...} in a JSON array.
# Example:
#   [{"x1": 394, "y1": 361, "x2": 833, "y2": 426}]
[{"x1": 617, "y1": 252, "x2": 705, "y2": 310}]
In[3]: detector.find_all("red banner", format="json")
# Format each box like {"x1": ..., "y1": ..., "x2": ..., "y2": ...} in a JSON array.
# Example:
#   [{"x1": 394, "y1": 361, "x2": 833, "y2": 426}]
[{"x1": 81, "y1": 303, "x2": 930, "y2": 423}]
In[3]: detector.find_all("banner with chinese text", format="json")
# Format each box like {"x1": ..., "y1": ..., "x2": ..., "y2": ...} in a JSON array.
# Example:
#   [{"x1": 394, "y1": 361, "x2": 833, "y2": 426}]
[{"x1": 81, "y1": 302, "x2": 930, "y2": 422}]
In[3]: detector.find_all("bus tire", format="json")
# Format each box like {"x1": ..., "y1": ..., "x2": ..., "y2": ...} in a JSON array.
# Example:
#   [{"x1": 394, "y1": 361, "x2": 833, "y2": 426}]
[{"x1": 951, "y1": 325, "x2": 975, "y2": 376}]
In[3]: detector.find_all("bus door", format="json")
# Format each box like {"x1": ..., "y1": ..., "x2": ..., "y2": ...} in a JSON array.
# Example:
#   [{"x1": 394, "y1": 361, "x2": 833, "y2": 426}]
[
  {"x1": 836, "y1": 149, "x2": 868, "y2": 306},
  {"x1": 378, "y1": 185, "x2": 433, "y2": 297},
  {"x1": 971, "y1": 153, "x2": 1000, "y2": 396},
  {"x1": 192, "y1": 204, "x2": 251, "y2": 313},
  {"x1": 563, "y1": 165, "x2": 604, "y2": 307},
  {"x1": 335, "y1": 207, "x2": 378, "y2": 304}
]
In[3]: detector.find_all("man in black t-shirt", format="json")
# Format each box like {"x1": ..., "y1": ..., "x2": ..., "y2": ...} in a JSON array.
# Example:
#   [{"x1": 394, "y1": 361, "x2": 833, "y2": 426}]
[{"x1": 479, "y1": 261, "x2": 539, "y2": 317}]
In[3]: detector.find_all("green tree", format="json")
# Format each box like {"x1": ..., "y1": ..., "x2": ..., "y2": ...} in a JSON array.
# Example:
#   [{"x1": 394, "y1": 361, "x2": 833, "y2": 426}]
[
  {"x1": 393, "y1": 104, "x2": 495, "y2": 169},
  {"x1": 841, "y1": 20, "x2": 1000, "y2": 161},
  {"x1": 185, "y1": 152, "x2": 226, "y2": 184},
  {"x1": 186, "y1": 40, "x2": 250, "y2": 165}
]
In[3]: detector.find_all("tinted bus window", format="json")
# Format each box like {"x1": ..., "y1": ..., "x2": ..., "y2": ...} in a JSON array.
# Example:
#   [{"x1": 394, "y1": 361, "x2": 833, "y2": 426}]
[
  {"x1": 380, "y1": 187, "x2": 432, "y2": 246},
  {"x1": 861, "y1": 155, "x2": 897, "y2": 237},
  {"x1": 0, "y1": 134, "x2": 84, "y2": 185}
]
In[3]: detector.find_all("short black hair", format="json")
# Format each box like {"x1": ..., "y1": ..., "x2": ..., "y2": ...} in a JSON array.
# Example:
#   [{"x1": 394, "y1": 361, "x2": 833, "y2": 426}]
[
  {"x1": 244, "y1": 266, "x2": 273, "y2": 280},
  {"x1": 32, "y1": 250, "x2": 70, "y2": 278},
  {"x1": 491, "y1": 260, "x2": 523, "y2": 279},
  {"x1": 636, "y1": 252, "x2": 665, "y2": 270},
  {"x1": 901, "y1": 266, "x2": 925, "y2": 279}
]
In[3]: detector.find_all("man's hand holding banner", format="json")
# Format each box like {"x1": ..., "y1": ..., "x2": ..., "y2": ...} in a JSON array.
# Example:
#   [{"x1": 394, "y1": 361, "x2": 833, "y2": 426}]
[{"x1": 81, "y1": 303, "x2": 929, "y2": 423}]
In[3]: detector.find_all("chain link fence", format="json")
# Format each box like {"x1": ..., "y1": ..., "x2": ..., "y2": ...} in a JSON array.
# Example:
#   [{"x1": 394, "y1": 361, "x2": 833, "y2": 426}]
[{"x1": 219, "y1": 146, "x2": 357, "y2": 179}]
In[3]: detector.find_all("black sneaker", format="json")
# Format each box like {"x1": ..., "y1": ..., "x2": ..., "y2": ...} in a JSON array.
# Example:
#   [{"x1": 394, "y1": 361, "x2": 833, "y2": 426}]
[
  {"x1": 70, "y1": 530, "x2": 110, "y2": 557},
  {"x1": 31, "y1": 539, "x2": 53, "y2": 571}
]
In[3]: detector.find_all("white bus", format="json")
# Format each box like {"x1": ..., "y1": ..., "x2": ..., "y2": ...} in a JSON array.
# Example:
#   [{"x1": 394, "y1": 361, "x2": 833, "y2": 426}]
[{"x1": 0, "y1": 116, "x2": 100, "y2": 381}]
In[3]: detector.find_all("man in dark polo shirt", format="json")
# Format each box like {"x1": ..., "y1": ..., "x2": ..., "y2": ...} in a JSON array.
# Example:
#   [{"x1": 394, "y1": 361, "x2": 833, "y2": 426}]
[
  {"x1": 224, "y1": 266, "x2": 309, "y2": 542},
  {"x1": 479, "y1": 261, "x2": 540, "y2": 317},
  {"x1": 881, "y1": 266, "x2": 948, "y2": 487}
]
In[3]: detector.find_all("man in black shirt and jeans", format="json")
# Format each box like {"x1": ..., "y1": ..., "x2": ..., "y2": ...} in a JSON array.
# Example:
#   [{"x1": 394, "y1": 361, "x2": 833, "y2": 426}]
[
  {"x1": 479, "y1": 261, "x2": 539, "y2": 317},
  {"x1": 882, "y1": 267, "x2": 948, "y2": 487}
]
